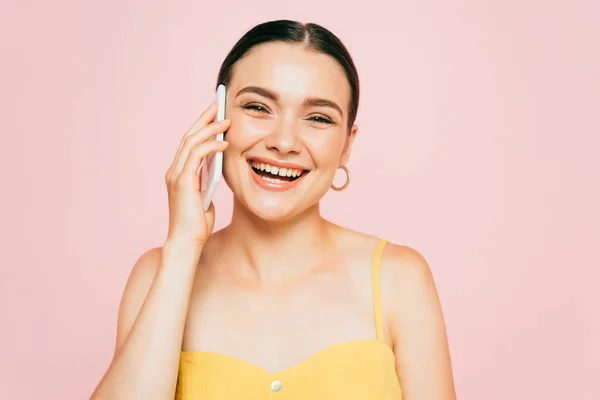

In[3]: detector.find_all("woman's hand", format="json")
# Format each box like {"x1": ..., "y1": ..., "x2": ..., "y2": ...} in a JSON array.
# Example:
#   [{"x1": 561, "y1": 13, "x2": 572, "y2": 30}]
[{"x1": 164, "y1": 102, "x2": 230, "y2": 247}]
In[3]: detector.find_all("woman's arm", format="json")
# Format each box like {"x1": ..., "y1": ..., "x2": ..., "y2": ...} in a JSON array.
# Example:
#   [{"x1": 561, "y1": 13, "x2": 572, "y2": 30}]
[
  {"x1": 90, "y1": 240, "x2": 202, "y2": 400},
  {"x1": 383, "y1": 244, "x2": 457, "y2": 400}
]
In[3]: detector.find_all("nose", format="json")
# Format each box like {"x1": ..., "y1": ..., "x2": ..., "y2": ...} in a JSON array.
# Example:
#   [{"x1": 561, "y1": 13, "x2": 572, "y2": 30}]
[{"x1": 263, "y1": 116, "x2": 302, "y2": 155}]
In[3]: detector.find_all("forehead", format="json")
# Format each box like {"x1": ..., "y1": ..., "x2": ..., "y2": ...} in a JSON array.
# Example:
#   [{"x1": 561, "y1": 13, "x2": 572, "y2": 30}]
[{"x1": 228, "y1": 42, "x2": 350, "y2": 108}]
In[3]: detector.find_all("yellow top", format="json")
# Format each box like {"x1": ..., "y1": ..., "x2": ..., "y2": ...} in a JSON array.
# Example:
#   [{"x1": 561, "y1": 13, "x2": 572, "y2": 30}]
[{"x1": 175, "y1": 239, "x2": 402, "y2": 399}]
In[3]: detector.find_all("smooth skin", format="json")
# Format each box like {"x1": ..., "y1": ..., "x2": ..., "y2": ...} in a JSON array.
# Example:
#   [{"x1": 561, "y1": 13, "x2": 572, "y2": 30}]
[{"x1": 91, "y1": 42, "x2": 456, "y2": 400}]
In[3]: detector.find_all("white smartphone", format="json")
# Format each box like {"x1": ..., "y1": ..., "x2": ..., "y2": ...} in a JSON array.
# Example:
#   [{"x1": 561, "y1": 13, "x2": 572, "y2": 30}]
[{"x1": 200, "y1": 84, "x2": 226, "y2": 211}]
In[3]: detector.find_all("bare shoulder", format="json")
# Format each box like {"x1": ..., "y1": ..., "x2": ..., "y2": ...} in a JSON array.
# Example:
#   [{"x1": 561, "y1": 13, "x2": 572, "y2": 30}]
[
  {"x1": 379, "y1": 241, "x2": 457, "y2": 398},
  {"x1": 114, "y1": 247, "x2": 163, "y2": 355},
  {"x1": 335, "y1": 228, "x2": 433, "y2": 286},
  {"x1": 127, "y1": 247, "x2": 163, "y2": 284},
  {"x1": 381, "y1": 242, "x2": 435, "y2": 295},
  {"x1": 378, "y1": 242, "x2": 441, "y2": 330}
]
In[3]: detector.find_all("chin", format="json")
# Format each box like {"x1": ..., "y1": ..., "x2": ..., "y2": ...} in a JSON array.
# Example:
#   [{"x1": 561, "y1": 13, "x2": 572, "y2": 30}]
[
  {"x1": 243, "y1": 196, "x2": 307, "y2": 222},
  {"x1": 225, "y1": 161, "x2": 327, "y2": 222}
]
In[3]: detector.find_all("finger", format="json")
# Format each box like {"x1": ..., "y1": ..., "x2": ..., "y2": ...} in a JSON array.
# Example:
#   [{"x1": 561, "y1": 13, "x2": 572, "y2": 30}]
[
  {"x1": 171, "y1": 119, "x2": 230, "y2": 177},
  {"x1": 172, "y1": 102, "x2": 219, "y2": 163},
  {"x1": 177, "y1": 139, "x2": 229, "y2": 185},
  {"x1": 186, "y1": 101, "x2": 219, "y2": 138},
  {"x1": 206, "y1": 199, "x2": 215, "y2": 214},
  {"x1": 172, "y1": 119, "x2": 230, "y2": 178},
  {"x1": 204, "y1": 201, "x2": 216, "y2": 228}
]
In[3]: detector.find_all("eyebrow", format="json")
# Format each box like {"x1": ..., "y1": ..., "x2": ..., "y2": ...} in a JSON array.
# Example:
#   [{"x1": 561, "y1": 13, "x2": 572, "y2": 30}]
[
  {"x1": 236, "y1": 86, "x2": 278, "y2": 101},
  {"x1": 235, "y1": 86, "x2": 344, "y2": 117}
]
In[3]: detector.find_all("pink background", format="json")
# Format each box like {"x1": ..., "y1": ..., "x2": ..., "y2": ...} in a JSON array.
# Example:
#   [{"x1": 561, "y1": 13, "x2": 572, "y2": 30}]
[{"x1": 1, "y1": 0, "x2": 598, "y2": 399}]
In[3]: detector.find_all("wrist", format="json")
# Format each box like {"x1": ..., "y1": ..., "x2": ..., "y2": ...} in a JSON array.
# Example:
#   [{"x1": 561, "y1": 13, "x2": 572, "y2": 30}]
[{"x1": 162, "y1": 238, "x2": 204, "y2": 260}]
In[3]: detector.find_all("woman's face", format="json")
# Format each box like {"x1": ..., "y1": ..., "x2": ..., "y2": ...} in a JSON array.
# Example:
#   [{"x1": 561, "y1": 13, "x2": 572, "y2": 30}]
[{"x1": 222, "y1": 42, "x2": 357, "y2": 221}]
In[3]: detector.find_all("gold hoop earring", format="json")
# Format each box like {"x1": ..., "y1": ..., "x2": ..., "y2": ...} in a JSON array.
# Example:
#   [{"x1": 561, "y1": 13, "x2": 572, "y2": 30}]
[{"x1": 331, "y1": 165, "x2": 351, "y2": 191}]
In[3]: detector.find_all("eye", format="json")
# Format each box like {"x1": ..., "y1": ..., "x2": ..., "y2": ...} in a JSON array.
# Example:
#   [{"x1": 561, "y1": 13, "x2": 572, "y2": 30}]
[
  {"x1": 241, "y1": 103, "x2": 269, "y2": 114},
  {"x1": 308, "y1": 115, "x2": 334, "y2": 125}
]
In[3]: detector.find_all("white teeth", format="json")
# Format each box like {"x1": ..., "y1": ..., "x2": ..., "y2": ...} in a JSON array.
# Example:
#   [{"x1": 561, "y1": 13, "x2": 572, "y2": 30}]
[
  {"x1": 250, "y1": 160, "x2": 304, "y2": 178},
  {"x1": 262, "y1": 176, "x2": 286, "y2": 183}
]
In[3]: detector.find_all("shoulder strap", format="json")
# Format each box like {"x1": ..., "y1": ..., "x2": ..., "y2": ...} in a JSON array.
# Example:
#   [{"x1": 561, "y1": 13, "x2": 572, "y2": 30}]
[{"x1": 372, "y1": 239, "x2": 387, "y2": 342}]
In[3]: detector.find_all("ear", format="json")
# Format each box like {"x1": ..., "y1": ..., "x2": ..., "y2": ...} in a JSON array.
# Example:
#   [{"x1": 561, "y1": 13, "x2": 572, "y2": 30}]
[{"x1": 339, "y1": 124, "x2": 358, "y2": 167}]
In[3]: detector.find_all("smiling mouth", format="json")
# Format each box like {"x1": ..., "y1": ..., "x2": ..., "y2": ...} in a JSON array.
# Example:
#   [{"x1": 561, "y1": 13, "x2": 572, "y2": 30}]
[{"x1": 248, "y1": 160, "x2": 309, "y2": 183}]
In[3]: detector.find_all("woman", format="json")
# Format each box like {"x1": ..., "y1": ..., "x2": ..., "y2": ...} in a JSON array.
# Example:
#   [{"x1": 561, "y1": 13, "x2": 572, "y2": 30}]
[{"x1": 91, "y1": 20, "x2": 456, "y2": 400}]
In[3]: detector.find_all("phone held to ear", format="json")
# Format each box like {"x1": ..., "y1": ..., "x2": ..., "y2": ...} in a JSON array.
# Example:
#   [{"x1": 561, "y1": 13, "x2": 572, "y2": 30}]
[{"x1": 200, "y1": 84, "x2": 226, "y2": 211}]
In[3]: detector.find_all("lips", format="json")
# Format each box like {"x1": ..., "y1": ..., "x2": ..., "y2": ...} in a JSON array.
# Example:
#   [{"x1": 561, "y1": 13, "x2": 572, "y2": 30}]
[
  {"x1": 246, "y1": 157, "x2": 310, "y2": 192},
  {"x1": 250, "y1": 160, "x2": 305, "y2": 180}
]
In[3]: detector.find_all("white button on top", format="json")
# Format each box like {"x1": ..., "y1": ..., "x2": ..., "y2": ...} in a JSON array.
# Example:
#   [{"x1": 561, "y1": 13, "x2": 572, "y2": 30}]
[{"x1": 271, "y1": 380, "x2": 282, "y2": 392}]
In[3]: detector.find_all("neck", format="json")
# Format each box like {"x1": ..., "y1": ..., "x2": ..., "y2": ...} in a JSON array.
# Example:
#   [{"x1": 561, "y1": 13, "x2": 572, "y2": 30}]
[{"x1": 221, "y1": 199, "x2": 336, "y2": 286}]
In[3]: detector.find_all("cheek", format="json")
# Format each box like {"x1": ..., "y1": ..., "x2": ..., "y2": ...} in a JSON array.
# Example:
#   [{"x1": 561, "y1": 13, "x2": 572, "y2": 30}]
[
  {"x1": 226, "y1": 113, "x2": 273, "y2": 146},
  {"x1": 307, "y1": 134, "x2": 347, "y2": 168},
  {"x1": 221, "y1": 116, "x2": 270, "y2": 182}
]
